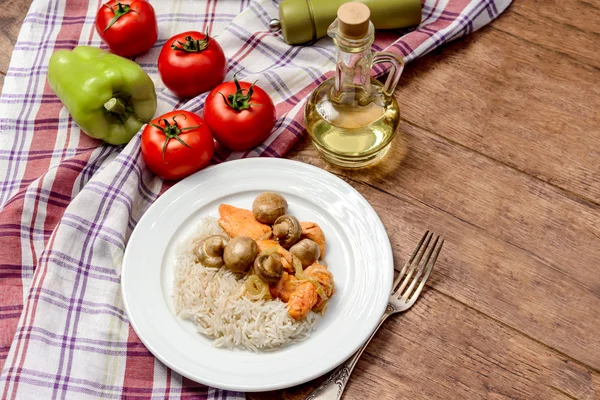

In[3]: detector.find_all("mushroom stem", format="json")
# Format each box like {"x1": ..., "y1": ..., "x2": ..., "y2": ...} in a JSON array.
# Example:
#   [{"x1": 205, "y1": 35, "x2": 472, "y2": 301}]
[
  {"x1": 273, "y1": 214, "x2": 302, "y2": 249},
  {"x1": 197, "y1": 235, "x2": 229, "y2": 268},
  {"x1": 254, "y1": 253, "x2": 283, "y2": 284}
]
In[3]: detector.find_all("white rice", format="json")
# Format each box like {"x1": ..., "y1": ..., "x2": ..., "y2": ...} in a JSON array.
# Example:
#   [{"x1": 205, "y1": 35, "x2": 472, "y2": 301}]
[{"x1": 173, "y1": 217, "x2": 318, "y2": 352}]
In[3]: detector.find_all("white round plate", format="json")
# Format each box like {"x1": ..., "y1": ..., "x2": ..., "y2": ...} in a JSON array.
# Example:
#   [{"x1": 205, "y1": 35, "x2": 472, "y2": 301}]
[{"x1": 121, "y1": 158, "x2": 393, "y2": 392}]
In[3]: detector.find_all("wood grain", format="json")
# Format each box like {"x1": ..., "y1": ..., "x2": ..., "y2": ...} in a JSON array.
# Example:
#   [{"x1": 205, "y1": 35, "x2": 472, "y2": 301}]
[
  {"x1": 0, "y1": 0, "x2": 30, "y2": 91},
  {"x1": 400, "y1": 11, "x2": 600, "y2": 204},
  {"x1": 2, "y1": 0, "x2": 600, "y2": 399},
  {"x1": 493, "y1": 0, "x2": 600, "y2": 68}
]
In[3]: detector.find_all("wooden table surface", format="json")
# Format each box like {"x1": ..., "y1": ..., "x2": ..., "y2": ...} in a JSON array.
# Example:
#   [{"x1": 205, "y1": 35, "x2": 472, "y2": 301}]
[{"x1": 2, "y1": 1, "x2": 599, "y2": 399}]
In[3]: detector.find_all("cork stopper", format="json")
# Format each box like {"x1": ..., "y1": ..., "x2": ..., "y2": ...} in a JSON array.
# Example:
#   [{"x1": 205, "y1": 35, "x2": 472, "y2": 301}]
[{"x1": 337, "y1": 2, "x2": 371, "y2": 39}]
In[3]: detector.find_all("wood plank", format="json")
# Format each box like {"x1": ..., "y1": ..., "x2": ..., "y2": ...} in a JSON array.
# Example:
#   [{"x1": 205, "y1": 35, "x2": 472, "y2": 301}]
[
  {"x1": 249, "y1": 287, "x2": 600, "y2": 399},
  {"x1": 494, "y1": 0, "x2": 600, "y2": 68},
  {"x1": 0, "y1": 0, "x2": 32, "y2": 92},
  {"x1": 399, "y1": 21, "x2": 600, "y2": 203},
  {"x1": 286, "y1": 129, "x2": 600, "y2": 370},
  {"x1": 0, "y1": 0, "x2": 30, "y2": 72}
]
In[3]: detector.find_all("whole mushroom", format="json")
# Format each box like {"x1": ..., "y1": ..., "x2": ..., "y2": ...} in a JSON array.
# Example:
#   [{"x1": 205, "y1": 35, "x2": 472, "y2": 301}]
[
  {"x1": 252, "y1": 192, "x2": 288, "y2": 224},
  {"x1": 254, "y1": 253, "x2": 283, "y2": 284},
  {"x1": 289, "y1": 238, "x2": 320, "y2": 268},
  {"x1": 272, "y1": 214, "x2": 301, "y2": 249},
  {"x1": 197, "y1": 235, "x2": 229, "y2": 268},
  {"x1": 223, "y1": 236, "x2": 258, "y2": 273}
]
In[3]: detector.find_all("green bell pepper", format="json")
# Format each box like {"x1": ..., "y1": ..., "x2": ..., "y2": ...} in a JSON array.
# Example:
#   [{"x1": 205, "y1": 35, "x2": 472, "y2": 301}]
[{"x1": 48, "y1": 46, "x2": 157, "y2": 145}]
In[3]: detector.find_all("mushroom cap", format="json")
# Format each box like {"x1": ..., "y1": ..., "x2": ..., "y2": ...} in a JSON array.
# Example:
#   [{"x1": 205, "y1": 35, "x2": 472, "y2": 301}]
[
  {"x1": 197, "y1": 235, "x2": 229, "y2": 268},
  {"x1": 273, "y1": 214, "x2": 302, "y2": 249},
  {"x1": 252, "y1": 192, "x2": 288, "y2": 224},
  {"x1": 223, "y1": 236, "x2": 258, "y2": 273},
  {"x1": 254, "y1": 253, "x2": 283, "y2": 284},
  {"x1": 289, "y1": 238, "x2": 320, "y2": 268}
]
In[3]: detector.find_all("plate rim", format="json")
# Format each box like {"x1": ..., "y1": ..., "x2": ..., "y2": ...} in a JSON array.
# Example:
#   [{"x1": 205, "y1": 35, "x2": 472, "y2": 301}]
[{"x1": 121, "y1": 158, "x2": 393, "y2": 392}]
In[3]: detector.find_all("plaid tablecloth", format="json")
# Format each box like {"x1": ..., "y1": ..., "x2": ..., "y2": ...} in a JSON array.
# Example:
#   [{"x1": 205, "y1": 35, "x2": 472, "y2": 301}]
[{"x1": 0, "y1": 0, "x2": 511, "y2": 398}]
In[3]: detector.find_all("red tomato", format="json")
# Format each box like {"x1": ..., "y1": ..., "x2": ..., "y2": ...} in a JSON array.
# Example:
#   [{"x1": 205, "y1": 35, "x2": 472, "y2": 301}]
[
  {"x1": 158, "y1": 31, "x2": 227, "y2": 98},
  {"x1": 95, "y1": 0, "x2": 158, "y2": 57},
  {"x1": 204, "y1": 76, "x2": 276, "y2": 151},
  {"x1": 141, "y1": 111, "x2": 215, "y2": 181}
]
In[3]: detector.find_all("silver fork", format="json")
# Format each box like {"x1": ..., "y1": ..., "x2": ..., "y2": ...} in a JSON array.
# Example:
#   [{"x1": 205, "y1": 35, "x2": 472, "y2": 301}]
[{"x1": 305, "y1": 231, "x2": 445, "y2": 400}]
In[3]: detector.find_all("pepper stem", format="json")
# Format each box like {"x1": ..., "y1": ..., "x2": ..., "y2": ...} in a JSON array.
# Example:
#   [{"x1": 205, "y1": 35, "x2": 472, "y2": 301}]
[
  {"x1": 104, "y1": 97, "x2": 128, "y2": 114},
  {"x1": 103, "y1": 2, "x2": 132, "y2": 32}
]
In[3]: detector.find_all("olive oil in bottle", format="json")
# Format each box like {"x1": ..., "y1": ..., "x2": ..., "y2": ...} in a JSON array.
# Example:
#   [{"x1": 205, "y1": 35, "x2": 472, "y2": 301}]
[
  {"x1": 305, "y1": 78, "x2": 399, "y2": 167},
  {"x1": 304, "y1": 2, "x2": 404, "y2": 168}
]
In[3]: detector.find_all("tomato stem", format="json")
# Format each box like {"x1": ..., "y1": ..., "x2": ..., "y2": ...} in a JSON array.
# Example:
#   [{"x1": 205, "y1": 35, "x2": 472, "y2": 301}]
[
  {"x1": 150, "y1": 115, "x2": 200, "y2": 162},
  {"x1": 103, "y1": 2, "x2": 132, "y2": 32},
  {"x1": 171, "y1": 29, "x2": 211, "y2": 53},
  {"x1": 218, "y1": 74, "x2": 261, "y2": 111}
]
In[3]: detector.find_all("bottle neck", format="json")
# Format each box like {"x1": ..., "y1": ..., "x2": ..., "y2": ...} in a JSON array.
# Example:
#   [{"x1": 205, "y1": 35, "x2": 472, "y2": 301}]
[{"x1": 330, "y1": 24, "x2": 375, "y2": 106}]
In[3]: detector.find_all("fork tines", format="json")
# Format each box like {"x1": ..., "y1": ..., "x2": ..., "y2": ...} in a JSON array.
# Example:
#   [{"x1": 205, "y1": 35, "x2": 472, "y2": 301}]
[{"x1": 392, "y1": 231, "x2": 444, "y2": 303}]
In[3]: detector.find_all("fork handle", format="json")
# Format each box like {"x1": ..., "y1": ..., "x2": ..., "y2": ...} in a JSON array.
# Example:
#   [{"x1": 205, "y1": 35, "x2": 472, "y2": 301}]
[{"x1": 305, "y1": 311, "x2": 391, "y2": 400}]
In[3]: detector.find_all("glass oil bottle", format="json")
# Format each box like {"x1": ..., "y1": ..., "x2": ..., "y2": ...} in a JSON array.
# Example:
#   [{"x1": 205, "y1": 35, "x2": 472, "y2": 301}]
[{"x1": 304, "y1": 2, "x2": 404, "y2": 168}]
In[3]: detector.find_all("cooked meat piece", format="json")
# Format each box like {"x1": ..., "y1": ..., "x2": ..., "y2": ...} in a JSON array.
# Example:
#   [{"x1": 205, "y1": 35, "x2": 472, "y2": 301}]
[{"x1": 218, "y1": 204, "x2": 271, "y2": 240}]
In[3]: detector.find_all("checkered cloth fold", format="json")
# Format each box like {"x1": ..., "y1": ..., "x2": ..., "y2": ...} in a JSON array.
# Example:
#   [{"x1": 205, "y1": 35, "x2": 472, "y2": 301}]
[{"x1": 0, "y1": 0, "x2": 510, "y2": 398}]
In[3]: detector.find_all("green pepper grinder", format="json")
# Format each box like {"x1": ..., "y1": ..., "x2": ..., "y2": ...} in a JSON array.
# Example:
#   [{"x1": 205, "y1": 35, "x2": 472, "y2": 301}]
[{"x1": 269, "y1": 0, "x2": 422, "y2": 45}]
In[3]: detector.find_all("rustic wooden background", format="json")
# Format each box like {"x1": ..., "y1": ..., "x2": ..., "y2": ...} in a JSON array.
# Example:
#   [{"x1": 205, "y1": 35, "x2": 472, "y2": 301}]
[{"x1": 1, "y1": 0, "x2": 599, "y2": 399}]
